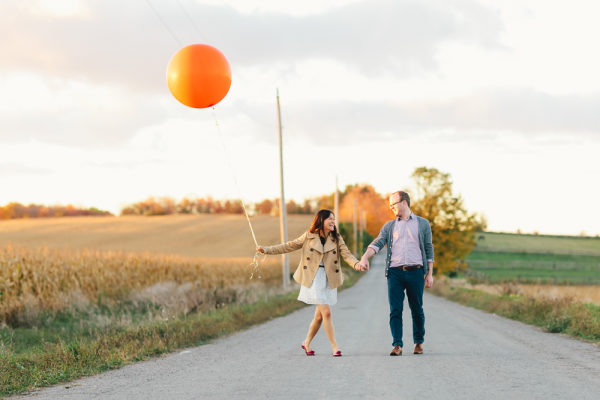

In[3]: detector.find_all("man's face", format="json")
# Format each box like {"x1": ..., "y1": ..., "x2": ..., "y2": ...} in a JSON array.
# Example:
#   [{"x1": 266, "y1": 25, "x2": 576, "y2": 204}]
[{"x1": 389, "y1": 194, "x2": 404, "y2": 217}]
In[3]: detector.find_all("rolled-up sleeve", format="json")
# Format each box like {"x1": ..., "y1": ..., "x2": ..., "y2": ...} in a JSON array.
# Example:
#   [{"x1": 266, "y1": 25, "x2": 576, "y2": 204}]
[
  {"x1": 424, "y1": 222, "x2": 434, "y2": 263},
  {"x1": 368, "y1": 223, "x2": 390, "y2": 254},
  {"x1": 263, "y1": 232, "x2": 306, "y2": 255}
]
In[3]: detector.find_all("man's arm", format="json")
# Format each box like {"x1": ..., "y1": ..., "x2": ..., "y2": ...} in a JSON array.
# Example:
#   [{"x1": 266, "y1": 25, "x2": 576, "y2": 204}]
[
  {"x1": 358, "y1": 247, "x2": 376, "y2": 270},
  {"x1": 358, "y1": 222, "x2": 389, "y2": 270},
  {"x1": 424, "y1": 221, "x2": 434, "y2": 288}
]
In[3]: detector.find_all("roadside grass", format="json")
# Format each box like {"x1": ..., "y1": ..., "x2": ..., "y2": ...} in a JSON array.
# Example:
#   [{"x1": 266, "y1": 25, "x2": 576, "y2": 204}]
[
  {"x1": 429, "y1": 279, "x2": 600, "y2": 344},
  {"x1": 0, "y1": 292, "x2": 304, "y2": 397},
  {"x1": 0, "y1": 259, "x2": 362, "y2": 397}
]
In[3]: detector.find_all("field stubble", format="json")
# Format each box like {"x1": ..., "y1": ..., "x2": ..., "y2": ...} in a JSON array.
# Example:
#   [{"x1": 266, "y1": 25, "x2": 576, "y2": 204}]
[{"x1": 452, "y1": 279, "x2": 600, "y2": 305}]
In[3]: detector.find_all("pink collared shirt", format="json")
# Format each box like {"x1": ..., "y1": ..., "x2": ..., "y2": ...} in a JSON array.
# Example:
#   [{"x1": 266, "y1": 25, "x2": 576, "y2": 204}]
[{"x1": 369, "y1": 212, "x2": 423, "y2": 267}]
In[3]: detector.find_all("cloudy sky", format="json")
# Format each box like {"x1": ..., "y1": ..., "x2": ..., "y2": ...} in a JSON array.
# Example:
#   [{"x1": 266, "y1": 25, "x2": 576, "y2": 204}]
[{"x1": 1, "y1": 0, "x2": 599, "y2": 235}]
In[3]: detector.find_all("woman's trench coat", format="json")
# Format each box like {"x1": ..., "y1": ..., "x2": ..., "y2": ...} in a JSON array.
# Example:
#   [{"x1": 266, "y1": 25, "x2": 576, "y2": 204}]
[{"x1": 263, "y1": 231, "x2": 359, "y2": 289}]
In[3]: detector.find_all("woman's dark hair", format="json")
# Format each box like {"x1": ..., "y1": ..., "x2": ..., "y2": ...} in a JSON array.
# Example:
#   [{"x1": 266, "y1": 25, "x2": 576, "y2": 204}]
[{"x1": 309, "y1": 209, "x2": 339, "y2": 244}]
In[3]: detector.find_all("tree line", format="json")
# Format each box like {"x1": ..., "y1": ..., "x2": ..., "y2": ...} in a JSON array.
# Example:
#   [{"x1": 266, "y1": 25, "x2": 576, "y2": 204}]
[
  {"x1": 2, "y1": 167, "x2": 487, "y2": 276},
  {"x1": 119, "y1": 196, "x2": 322, "y2": 216},
  {"x1": 0, "y1": 203, "x2": 112, "y2": 219},
  {"x1": 119, "y1": 167, "x2": 487, "y2": 275}
]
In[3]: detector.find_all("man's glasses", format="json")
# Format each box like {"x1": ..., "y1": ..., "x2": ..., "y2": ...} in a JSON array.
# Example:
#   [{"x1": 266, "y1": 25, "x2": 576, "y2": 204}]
[{"x1": 389, "y1": 201, "x2": 402, "y2": 209}]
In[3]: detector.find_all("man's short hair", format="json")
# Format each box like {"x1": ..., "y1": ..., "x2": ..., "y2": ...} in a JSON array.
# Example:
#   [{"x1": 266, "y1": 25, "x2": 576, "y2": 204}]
[{"x1": 390, "y1": 190, "x2": 410, "y2": 208}]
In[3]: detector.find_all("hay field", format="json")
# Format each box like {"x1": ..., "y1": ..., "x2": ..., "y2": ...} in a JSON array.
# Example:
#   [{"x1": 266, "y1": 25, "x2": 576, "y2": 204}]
[{"x1": 0, "y1": 214, "x2": 314, "y2": 261}]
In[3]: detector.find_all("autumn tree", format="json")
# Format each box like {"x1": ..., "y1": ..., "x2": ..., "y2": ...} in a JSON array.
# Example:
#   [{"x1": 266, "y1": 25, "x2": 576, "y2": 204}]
[
  {"x1": 1, "y1": 202, "x2": 111, "y2": 219},
  {"x1": 338, "y1": 184, "x2": 389, "y2": 237},
  {"x1": 256, "y1": 199, "x2": 274, "y2": 215},
  {"x1": 177, "y1": 198, "x2": 196, "y2": 214},
  {"x1": 408, "y1": 167, "x2": 486, "y2": 276}
]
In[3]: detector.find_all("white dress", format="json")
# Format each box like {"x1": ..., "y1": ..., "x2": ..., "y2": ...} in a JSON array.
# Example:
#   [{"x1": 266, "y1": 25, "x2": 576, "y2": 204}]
[{"x1": 297, "y1": 263, "x2": 337, "y2": 305}]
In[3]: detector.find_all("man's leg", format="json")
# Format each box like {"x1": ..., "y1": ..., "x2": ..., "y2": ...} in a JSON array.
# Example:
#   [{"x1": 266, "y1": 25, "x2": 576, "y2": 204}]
[
  {"x1": 405, "y1": 270, "x2": 425, "y2": 344},
  {"x1": 387, "y1": 268, "x2": 406, "y2": 347}
]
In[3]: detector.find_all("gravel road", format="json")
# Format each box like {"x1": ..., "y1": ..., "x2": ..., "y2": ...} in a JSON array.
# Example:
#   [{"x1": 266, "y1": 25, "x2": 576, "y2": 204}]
[{"x1": 19, "y1": 253, "x2": 600, "y2": 399}]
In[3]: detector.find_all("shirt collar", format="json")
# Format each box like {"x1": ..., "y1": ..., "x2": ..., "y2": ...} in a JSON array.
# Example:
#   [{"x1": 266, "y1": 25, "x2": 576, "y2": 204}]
[{"x1": 397, "y1": 212, "x2": 415, "y2": 221}]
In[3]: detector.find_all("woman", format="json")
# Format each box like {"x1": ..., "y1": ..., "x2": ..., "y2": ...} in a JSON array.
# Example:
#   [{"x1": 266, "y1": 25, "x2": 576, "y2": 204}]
[{"x1": 257, "y1": 209, "x2": 361, "y2": 357}]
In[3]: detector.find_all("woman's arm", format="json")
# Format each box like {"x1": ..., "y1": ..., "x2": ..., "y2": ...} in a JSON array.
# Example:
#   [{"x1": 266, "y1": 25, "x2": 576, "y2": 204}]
[
  {"x1": 260, "y1": 232, "x2": 307, "y2": 255},
  {"x1": 337, "y1": 235, "x2": 360, "y2": 270}
]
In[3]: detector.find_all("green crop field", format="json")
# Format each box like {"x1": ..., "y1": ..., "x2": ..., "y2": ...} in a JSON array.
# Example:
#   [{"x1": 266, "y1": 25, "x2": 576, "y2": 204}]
[{"x1": 466, "y1": 232, "x2": 600, "y2": 284}]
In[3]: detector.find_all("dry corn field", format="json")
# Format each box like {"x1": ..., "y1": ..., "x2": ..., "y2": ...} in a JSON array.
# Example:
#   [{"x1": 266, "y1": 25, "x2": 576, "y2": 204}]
[
  {"x1": 0, "y1": 244, "x2": 287, "y2": 327},
  {"x1": 0, "y1": 215, "x2": 317, "y2": 327}
]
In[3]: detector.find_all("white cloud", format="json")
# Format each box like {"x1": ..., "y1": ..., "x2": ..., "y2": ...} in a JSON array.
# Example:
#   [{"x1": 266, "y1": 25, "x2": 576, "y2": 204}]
[{"x1": 0, "y1": 0, "x2": 599, "y2": 235}]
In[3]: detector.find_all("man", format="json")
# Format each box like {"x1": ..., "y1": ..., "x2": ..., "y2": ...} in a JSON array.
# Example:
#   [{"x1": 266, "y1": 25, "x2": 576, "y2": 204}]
[{"x1": 358, "y1": 190, "x2": 434, "y2": 356}]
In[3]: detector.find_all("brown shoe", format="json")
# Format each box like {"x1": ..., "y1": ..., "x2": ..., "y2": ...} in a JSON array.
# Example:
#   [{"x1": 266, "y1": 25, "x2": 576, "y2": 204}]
[
  {"x1": 389, "y1": 346, "x2": 402, "y2": 356},
  {"x1": 413, "y1": 343, "x2": 424, "y2": 354}
]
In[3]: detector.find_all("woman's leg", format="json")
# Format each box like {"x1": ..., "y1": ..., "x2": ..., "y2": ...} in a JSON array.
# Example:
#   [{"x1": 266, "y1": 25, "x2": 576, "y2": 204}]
[
  {"x1": 303, "y1": 307, "x2": 323, "y2": 351},
  {"x1": 317, "y1": 304, "x2": 339, "y2": 353}
]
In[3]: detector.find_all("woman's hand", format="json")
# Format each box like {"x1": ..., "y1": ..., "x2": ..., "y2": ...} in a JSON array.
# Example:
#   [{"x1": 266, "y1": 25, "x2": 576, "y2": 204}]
[{"x1": 257, "y1": 246, "x2": 265, "y2": 254}]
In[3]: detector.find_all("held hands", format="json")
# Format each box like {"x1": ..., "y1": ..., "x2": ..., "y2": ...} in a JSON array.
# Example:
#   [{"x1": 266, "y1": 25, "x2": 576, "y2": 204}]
[{"x1": 355, "y1": 257, "x2": 370, "y2": 271}]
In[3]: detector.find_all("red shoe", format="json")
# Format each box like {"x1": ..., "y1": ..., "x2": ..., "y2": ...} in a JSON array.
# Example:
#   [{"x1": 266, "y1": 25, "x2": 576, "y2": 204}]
[
  {"x1": 301, "y1": 343, "x2": 315, "y2": 356},
  {"x1": 332, "y1": 350, "x2": 342, "y2": 357}
]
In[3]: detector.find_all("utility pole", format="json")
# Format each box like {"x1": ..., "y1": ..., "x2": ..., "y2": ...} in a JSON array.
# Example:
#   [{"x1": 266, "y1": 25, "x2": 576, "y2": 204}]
[
  {"x1": 360, "y1": 209, "x2": 367, "y2": 254},
  {"x1": 353, "y1": 198, "x2": 358, "y2": 255},
  {"x1": 276, "y1": 89, "x2": 289, "y2": 288},
  {"x1": 334, "y1": 176, "x2": 339, "y2": 230}
]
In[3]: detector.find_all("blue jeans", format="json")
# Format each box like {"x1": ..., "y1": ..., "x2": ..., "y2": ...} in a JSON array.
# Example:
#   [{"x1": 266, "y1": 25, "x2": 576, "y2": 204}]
[{"x1": 387, "y1": 267, "x2": 425, "y2": 347}]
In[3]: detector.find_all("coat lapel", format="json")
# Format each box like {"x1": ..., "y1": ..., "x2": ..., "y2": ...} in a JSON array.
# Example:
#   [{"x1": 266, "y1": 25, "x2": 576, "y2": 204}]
[
  {"x1": 306, "y1": 232, "x2": 323, "y2": 253},
  {"x1": 323, "y1": 235, "x2": 337, "y2": 253}
]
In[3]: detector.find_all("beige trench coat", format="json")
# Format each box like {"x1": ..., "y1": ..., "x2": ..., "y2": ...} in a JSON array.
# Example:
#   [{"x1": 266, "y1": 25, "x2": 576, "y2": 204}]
[{"x1": 263, "y1": 231, "x2": 359, "y2": 289}]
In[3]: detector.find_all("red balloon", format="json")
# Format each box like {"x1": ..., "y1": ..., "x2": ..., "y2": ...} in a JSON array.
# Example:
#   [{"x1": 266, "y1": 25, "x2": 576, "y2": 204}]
[{"x1": 166, "y1": 44, "x2": 232, "y2": 108}]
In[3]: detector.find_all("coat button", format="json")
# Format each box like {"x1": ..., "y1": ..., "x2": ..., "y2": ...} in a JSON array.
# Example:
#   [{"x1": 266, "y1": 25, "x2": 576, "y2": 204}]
[
  {"x1": 333, "y1": 250, "x2": 337, "y2": 254},
  {"x1": 310, "y1": 248, "x2": 314, "y2": 252},
  {"x1": 303, "y1": 266, "x2": 307, "y2": 269},
  {"x1": 307, "y1": 257, "x2": 310, "y2": 260},
  {"x1": 334, "y1": 260, "x2": 338, "y2": 264},
  {"x1": 336, "y1": 269, "x2": 339, "y2": 273}
]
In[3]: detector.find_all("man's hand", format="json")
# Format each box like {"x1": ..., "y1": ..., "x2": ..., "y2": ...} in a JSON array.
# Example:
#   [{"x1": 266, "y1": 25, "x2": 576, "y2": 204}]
[
  {"x1": 425, "y1": 273, "x2": 434, "y2": 288},
  {"x1": 358, "y1": 257, "x2": 370, "y2": 271}
]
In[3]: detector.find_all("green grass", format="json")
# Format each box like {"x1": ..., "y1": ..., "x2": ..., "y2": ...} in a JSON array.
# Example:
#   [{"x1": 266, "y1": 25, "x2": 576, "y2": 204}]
[
  {"x1": 465, "y1": 233, "x2": 600, "y2": 284},
  {"x1": 0, "y1": 268, "x2": 362, "y2": 397},
  {"x1": 474, "y1": 232, "x2": 600, "y2": 255},
  {"x1": 466, "y1": 251, "x2": 600, "y2": 284},
  {"x1": 429, "y1": 281, "x2": 600, "y2": 343},
  {"x1": 0, "y1": 293, "x2": 304, "y2": 397}
]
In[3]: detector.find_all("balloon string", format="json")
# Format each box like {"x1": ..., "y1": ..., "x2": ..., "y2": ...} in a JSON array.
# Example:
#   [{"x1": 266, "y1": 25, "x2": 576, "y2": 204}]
[
  {"x1": 210, "y1": 107, "x2": 258, "y2": 248},
  {"x1": 211, "y1": 107, "x2": 265, "y2": 281},
  {"x1": 249, "y1": 251, "x2": 267, "y2": 280},
  {"x1": 211, "y1": 108, "x2": 265, "y2": 278}
]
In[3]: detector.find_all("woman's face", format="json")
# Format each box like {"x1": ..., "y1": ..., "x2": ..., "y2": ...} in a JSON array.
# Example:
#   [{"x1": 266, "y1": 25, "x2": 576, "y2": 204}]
[{"x1": 323, "y1": 213, "x2": 335, "y2": 233}]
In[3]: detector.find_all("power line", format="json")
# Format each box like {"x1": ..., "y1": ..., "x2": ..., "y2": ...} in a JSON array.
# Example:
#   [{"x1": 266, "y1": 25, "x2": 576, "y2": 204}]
[
  {"x1": 145, "y1": 0, "x2": 183, "y2": 46},
  {"x1": 176, "y1": 0, "x2": 209, "y2": 43}
]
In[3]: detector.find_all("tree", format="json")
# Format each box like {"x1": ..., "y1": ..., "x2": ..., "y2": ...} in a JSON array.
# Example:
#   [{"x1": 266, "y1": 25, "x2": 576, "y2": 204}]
[
  {"x1": 177, "y1": 198, "x2": 196, "y2": 214},
  {"x1": 409, "y1": 167, "x2": 486, "y2": 276},
  {"x1": 256, "y1": 199, "x2": 274, "y2": 215},
  {"x1": 338, "y1": 184, "x2": 389, "y2": 237}
]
